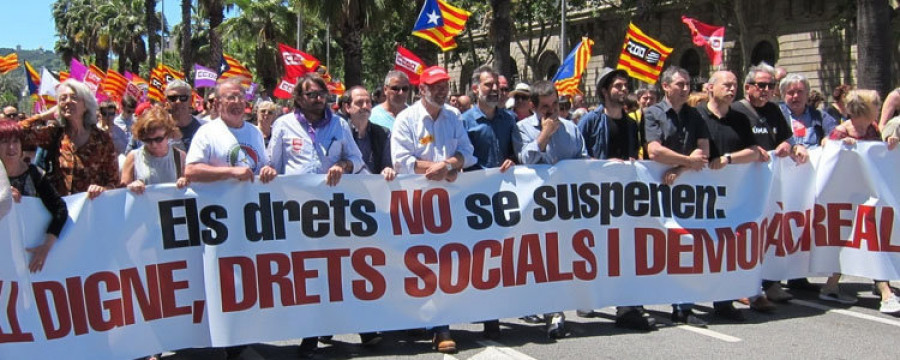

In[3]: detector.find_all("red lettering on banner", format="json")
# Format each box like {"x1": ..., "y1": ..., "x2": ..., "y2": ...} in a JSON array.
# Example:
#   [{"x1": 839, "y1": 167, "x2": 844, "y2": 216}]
[
  {"x1": 828, "y1": 203, "x2": 853, "y2": 247},
  {"x1": 635, "y1": 228, "x2": 666, "y2": 275},
  {"x1": 881, "y1": 207, "x2": 899, "y2": 252},
  {"x1": 667, "y1": 228, "x2": 695, "y2": 274},
  {"x1": 351, "y1": 247, "x2": 386, "y2": 300},
  {"x1": 31, "y1": 261, "x2": 199, "y2": 339},
  {"x1": 635, "y1": 223, "x2": 761, "y2": 276},
  {"x1": 220, "y1": 256, "x2": 258, "y2": 311},
  {"x1": 439, "y1": 243, "x2": 471, "y2": 294},
  {"x1": 573, "y1": 229, "x2": 598, "y2": 279},
  {"x1": 404, "y1": 245, "x2": 437, "y2": 297},
  {"x1": 545, "y1": 232, "x2": 574, "y2": 282},
  {"x1": 0, "y1": 281, "x2": 35, "y2": 343},
  {"x1": 853, "y1": 205, "x2": 881, "y2": 251},
  {"x1": 257, "y1": 253, "x2": 294, "y2": 308},
  {"x1": 810, "y1": 204, "x2": 898, "y2": 252},
  {"x1": 517, "y1": 234, "x2": 548, "y2": 284},
  {"x1": 472, "y1": 240, "x2": 502, "y2": 289},
  {"x1": 390, "y1": 189, "x2": 452, "y2": 235},
  {"x1": 813, "y1": 204, "x2": 828, "y2": 246}
]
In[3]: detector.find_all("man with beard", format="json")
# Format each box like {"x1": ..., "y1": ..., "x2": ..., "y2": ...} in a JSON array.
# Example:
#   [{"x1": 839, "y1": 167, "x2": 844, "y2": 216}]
[
  {"x1": 184, "y1": 78, "x2": 276, "y2": 184},
  {"x1": 268, "y1": 73, "x2": 363, "y2": 184},
  {"x1": 513, "y1": 80, "x2": 586, "y2": 339},
  {"x1": 698, "y1": 71, "x2": 771, "y2": 321},
  {"x1": 165, "y1": 80, "x2": 207, "y2": 152},
  {"x1": 370, "y1": 70, "x2": 411, "y2": 130},
  {"x1": 391, "y1": 65, "x2": 476, "y2": 354},
  {"x1": 576, "y1": 68, "x2": 652, "y2": 331}
]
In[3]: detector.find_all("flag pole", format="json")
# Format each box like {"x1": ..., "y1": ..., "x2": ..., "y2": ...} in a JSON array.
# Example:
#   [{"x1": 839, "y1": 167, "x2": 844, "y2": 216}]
[{"x1": 560, "y1": 0, "x2": 567, "y2": 61}]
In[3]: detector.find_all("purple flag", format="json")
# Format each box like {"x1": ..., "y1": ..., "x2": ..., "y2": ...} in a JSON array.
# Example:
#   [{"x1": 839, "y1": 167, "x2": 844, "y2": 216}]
[
  {"x1": 193, "y1": 64, "x2": 218, "y2": 88},
  {"x1": 69, "y1": 58, "x2": 88, "y2": 81},
  {"x1": 245, "y1": 82, "x2": 258, "y2": 101}
]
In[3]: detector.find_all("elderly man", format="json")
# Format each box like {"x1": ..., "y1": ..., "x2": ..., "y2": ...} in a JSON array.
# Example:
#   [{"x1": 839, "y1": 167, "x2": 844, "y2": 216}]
[
  {"x1": 779, "y1": 74, "x2": 838, "y2": 149},
  {"x1": 184, "y1": 78, "x2": 276, "y2": 184},
  {"x1": 731, "y1": 63, "x2": 800, "y2": 162},
  {"x1": 370, "y1": 70, "x2": 411, "y2": 130},
  {"x1": 391, "y1": 65, "x2": 476, "y2": 353},
  {"x1": 165, "y1": 80, "x2": 207, "y2": 152},
  {"x1": 456, "y1": 94, "x2": 473, "y2": 113},
  {"x1": 514, "y1": 80, "x2": 586, "y2": 338},
  {"x1": 643, "y1": 66, "x2": 711, "y2": 327}
]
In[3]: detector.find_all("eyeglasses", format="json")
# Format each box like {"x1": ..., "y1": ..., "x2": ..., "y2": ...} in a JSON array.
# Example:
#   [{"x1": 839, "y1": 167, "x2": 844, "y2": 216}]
[
  {"x1": 303, "y1": 90, "x2": 329, "y2": 99},
  {"x1": 142, "y1": 135, "x2": 167, "y2": 144},
  {"x1": 219, "y1": 94, "x2": 244, "y2": 102},
  {"x1": 389, "y1": 85, "x2": 410, "y2": 93},
  {"x1": 101, "y1": 110, "x2": 117, "y2": 116},
  {"x1": 750, "y1": 82, "x2": 777, "y2": 90},
  {"x1": 514, "y1": 95, "x2": 530, "y2": 101},
  {"x1": 167, "y1": 94, "x2": 190, "y2": 103}
]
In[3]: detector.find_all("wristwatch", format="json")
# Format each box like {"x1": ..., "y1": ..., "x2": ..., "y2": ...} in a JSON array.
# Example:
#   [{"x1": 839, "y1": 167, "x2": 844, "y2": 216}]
[
  {"x1": 445, "y1": 161, "x2": 454, "y2": 172},
  {"x1": 725, "y1": 153, "x2": 733, "y2": 164}
]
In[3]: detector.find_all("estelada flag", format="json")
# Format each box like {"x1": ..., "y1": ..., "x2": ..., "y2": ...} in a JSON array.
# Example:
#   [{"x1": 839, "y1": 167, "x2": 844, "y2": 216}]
[
  {"x1": 278, "y1": 43, "x2": 320, "y2": 79},
  {"x1": 0, "y1": 53, "x2": 19, "y2": 74},
  {"x1": 102, "y1": 69, "x2": 128, "y2": 99},
  {"x1": 395, "y1": 45, "x2": 426, "y2": 85},
  {"x1": 616, "y1": 23, "x2": 673, "y2": 84},
  {"x1": 273, "y1": 77, "x2": 296, "y2": 100},
  {"x1": 681, "y1": 16, "x2": 725, "y2": 66},
  {"x1": 552, "y1": 37, "x2": 594, "y2": 96},
  {"x1": 24, "y1": 61, "x2": 40, "y2": 96},
  {"x1": 220, "y1": 54, "x2": 252, "y2": 81},
  {"x1": 412, "y1": 0, "x2": 471, "y2": 51}
]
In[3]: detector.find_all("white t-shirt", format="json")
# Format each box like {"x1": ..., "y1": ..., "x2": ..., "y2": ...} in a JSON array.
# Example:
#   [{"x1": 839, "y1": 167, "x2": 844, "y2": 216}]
[{"x1": 185, "y1": 119, "x2": 269, "y2": 174}]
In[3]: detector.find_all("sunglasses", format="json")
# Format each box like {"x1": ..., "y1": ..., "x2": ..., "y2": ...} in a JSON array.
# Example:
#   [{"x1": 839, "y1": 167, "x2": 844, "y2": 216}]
[
  {"x1": 389, "y1": 85, "x2": 410, "y2": 93},
  {"x1": 167, "y1": 94, "x2": 190, "y2": 103},
  {"x1": 749, "y1": 82, "x2": 777, "y2": 90},
  {"x1": 303, "y1": 91, "x2": 329, "y2": 99},
  {"x1": 142, "y1": 135, "x2": 167, "y2": 144}
]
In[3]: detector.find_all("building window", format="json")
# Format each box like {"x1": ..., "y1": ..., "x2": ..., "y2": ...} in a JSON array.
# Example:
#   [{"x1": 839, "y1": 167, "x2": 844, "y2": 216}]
[{"x1": 751, "y1": 41, "x2": 777, "y2": 66}]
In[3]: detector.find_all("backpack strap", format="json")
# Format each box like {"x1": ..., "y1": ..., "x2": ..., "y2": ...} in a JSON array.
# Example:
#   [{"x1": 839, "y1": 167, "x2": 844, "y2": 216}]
[{"x1": 173, "y1": 147, "x2": 183, "y2": 178}]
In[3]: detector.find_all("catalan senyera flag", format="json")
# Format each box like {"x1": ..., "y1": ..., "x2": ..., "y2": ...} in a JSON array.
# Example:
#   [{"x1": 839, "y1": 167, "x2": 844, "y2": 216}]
[
  {"x1": 59, "y1": 71, "x2": 69, "y2": 82},
  {"x1": 24, "y1": 61, "x2": 40, "y2": 96},
  {"x1": 160, "y1": 64, "x2": 185, "y2": 83},
  {"x1": 412, "y1": 0, "x2": 471, "y2": 51},
  {"x1": 102, "y1": 69, "x2": 128, "y2": 99},
  {"x1": 0, "y1": 53, "x2": 19, "y2": 74},
  {"x1": 220, "y1": 54, "x2": 252, "y2": 81},
  {"x1": 148, "y1": 67, "x2": 165, "y2": 102},
  {"x1": 616, "y1": 23, "x2": 673, "y2": 84},
  {"x1": 552, "y1": 37, "x2": 594, "y2": 96}
]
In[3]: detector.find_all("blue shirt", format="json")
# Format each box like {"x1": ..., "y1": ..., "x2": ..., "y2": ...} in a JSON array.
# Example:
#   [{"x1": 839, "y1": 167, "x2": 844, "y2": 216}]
[
  {"x1": 370, "y1": 104, "x2": 398, "y2": 130},
  {"x1": 515, "y1": 114, "x2": 587, "y2": 164},
  {"x1": 778, "y1": 103, "x2": 837, "y2": 148},
  {"x1": 461, "y1": 106, "x2": 519, "y2": 169}
]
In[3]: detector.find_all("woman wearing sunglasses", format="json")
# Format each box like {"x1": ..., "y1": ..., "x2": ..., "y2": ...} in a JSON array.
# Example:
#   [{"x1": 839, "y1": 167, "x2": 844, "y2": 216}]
[{"x1": 120, "y1": 106, "x2": 189, "y2": 194}]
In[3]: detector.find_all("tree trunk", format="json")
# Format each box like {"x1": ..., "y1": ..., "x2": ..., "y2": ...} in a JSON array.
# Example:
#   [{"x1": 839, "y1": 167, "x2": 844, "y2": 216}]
[
  {"x1": 491, "y1": 0, "x2": 512, "y2": 79},
  {"x1": 857, "y1": 0, "x2": 893, "y2": 98},
  {"x1": 209, "y1": 5, "x2": 224, "y2": 71},
  {"x1": 146, "y1": 0, "x2": 158, "y2": 70},
  {"x1": 181, "y1": 0, "x2": 193, "y2": 82}
]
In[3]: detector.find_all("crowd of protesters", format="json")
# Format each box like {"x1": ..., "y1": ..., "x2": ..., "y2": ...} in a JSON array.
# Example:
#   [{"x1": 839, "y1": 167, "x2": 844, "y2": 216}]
[{"x1": 2, "y1": 59, "x2": 900, "y2": 359}]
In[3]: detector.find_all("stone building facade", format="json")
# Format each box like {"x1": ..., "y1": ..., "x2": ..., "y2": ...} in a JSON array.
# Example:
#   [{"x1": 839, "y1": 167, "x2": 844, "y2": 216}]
[{"x1": 445, "y1": 0, "x2": 895, "y2": 103}]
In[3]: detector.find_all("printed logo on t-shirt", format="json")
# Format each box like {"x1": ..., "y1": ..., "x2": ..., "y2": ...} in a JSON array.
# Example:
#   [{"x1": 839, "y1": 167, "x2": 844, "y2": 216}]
[
  {"x1": 292, "y1": 138, "x2": 303, "y2": 152},
  {"x1": 791, "y1": 119, "x2": 807, "y2": 137},
  {"x1": 228, "y1": 143, "x2": 261, "y2": 170}
]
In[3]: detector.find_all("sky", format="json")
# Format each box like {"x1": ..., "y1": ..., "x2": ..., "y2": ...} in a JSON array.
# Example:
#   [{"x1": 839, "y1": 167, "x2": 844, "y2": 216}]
[{"x1": 2, "y1": 0, "x2": 201, "y2": 51}]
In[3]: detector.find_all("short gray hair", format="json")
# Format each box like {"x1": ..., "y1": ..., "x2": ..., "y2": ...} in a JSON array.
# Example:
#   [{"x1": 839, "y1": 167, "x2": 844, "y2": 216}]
[
  {"x1": 165, "y1": 79, "x2": 192, "y2": 93},
  {"x1": 660, "y1": 66, "x2": 690, "y2": 85},
  {"x1": 214, "y1": 77, "x2": 247, "y2": 99},
  {"x1": 779, "y1": 73, "x2": 810, "y2": 97},
  {"x1": 634, "y1": 85, "x2": 659, "y2": 98},
  {"x1": 383, "y1": 70, "x2": 409, "y2": 86},
  {"x1": 56, "y1": 79, "x2": 98, "y2": 129},
  {"x1": 744, "y1": 62, "x2": 776, "y2": 85}
]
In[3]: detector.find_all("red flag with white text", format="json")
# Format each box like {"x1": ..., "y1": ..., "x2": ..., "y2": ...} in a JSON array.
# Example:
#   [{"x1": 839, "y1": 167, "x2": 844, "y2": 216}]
[
  {"x1": 681, "y1": 16, "x2": 725, "y2": 66},
  {"x1": 278, "y1": 43, "x2": 320, "y2": 79},
  {"x1": 395, "y1": 45, "x2": 426, "y2": 86},
  {"x1": 274, "y1": 77, "x2": 297, "y2": 99}
]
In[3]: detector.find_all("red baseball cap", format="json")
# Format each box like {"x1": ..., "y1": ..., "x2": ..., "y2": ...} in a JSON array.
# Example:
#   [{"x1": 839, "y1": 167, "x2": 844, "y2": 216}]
[
  {"x1": 134, "y1": 102, "x2": 153, "y2": 117},
  {"x1": 421, "y1": 66, "x2": 450, "y2": 85}
]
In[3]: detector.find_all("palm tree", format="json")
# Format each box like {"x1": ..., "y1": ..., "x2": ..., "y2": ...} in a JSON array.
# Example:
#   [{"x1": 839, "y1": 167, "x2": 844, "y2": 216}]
[
  {"x1": 857, "y1": 0, "x2": 893, "y2": 97},
  {"x1": 198, "y1": 0, "x2": 234, "y2": 70},
  {"x1": 173, "y1": 6, "x2": 211, "y2": 67},
  {"x1": 181, "y1": 0, "x2": 193, "y2": 80},
  {"x1": 146, "y1": 0, "x2": 160, "y2": 70},
  {"x1": 100, "y1": 0, "x2": 148, "y2": 73},
  {"x1": 222, "y1": 0, "x2": 296, "y2": 97}
]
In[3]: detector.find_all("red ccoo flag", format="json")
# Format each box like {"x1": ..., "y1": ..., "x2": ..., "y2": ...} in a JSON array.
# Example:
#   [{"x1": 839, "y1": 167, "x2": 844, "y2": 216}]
[
  {"x1": 273, "y1": 77, "x2": 297, "y2": 100},
  {"x1": 395, "y1": 46, "x2": 426, "y2": 85},
  {"x1": 681, "y1": 16, "x2": 725, "y2": 66},
  {"x1": 278, "y1": 43, "x2": 320, "y2": 79}
]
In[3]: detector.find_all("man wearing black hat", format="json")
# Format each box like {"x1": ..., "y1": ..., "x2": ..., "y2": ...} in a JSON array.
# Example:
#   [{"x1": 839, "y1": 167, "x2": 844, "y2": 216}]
[{"x1": 575, "y1": 68, "x2": 653, "y2": 331}]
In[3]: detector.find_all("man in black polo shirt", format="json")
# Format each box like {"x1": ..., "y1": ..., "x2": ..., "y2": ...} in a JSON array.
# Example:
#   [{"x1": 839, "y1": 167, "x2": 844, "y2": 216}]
[
  {"x1": 697, "y1": 70, "x2": 771, "y2": 321},
  {"x1": 643, "y1": 66, "x2": 710, "y2": 327},
  {"x1": 731, "y1": 62, "x2": 799, "y2": 159}
]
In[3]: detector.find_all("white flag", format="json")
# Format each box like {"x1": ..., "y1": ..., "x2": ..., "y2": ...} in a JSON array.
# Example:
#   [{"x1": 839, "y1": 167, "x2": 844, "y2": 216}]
[{"x1": 38, "y1": 67, "x2": 59, "y2": 98}]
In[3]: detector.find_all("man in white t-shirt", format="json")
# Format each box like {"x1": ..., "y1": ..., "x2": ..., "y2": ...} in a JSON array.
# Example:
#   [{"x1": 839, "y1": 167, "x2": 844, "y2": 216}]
[{"x1": 185, "y1": 78, "x2": 277, "y2": 183}]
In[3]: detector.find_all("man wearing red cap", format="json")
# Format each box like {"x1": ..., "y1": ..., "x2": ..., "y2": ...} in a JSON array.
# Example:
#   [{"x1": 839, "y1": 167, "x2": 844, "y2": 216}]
[{"x1": 390, "y1": 65, "x2": 476, "y2": 354}]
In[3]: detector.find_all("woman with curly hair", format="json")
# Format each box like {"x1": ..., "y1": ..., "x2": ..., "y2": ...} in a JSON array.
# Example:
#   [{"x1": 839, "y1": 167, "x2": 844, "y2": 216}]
[{"x1": 120, "y1": 106, "x2": 189, "y2": 194}]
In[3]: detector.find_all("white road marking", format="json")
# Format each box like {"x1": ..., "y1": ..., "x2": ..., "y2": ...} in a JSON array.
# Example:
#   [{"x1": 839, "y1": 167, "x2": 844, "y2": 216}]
[
  {"x1": 793, "y1": 299, "x2": 900, "y2": 328},
  {"x1": 474, "y1": 340, "x2": 539, "y2": 360},
  {"x1": 675, "y1": 325, "x2": 743, "y2": 342},
  {"x1": 444, "y1": 354, "x2": 461, "y2": 360}
]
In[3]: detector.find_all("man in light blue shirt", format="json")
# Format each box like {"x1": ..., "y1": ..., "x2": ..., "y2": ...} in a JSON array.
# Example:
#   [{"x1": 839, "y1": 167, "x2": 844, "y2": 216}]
[
  {"x1": 515, "y1": 80, "x2": 587, "y2": 164},
  {"x1": 370, "y1": 71, "x2": 410, "y2": 130},
  {"x1": 778, "y1": 73, "x2": 837, "y2": 148},
  {"x1": 268, "y1": 73, "x2": 363, "y2": 186}
]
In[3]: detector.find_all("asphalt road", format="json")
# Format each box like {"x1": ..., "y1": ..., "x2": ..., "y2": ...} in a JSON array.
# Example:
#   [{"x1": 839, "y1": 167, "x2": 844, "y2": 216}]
[{"x1": 162, "y1": 276, "x2": 900, "y2": 360}]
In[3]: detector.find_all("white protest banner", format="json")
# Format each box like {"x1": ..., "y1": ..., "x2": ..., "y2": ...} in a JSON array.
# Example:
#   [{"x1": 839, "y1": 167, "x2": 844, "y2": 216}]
[{"x1": 1, "y1": 142, "x2": 899, "y2": 359}]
